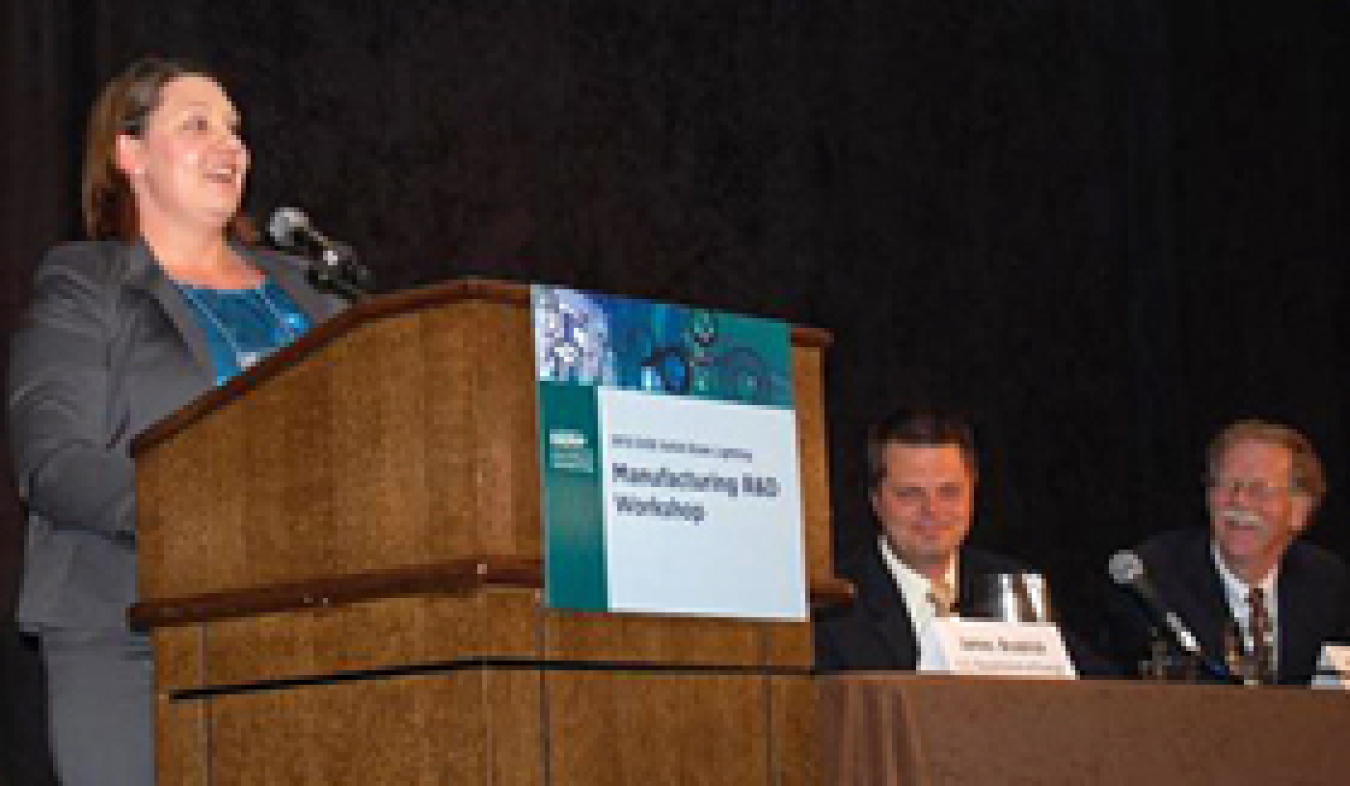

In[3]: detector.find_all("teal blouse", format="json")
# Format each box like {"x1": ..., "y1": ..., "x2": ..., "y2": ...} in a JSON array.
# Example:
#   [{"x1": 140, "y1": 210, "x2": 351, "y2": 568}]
[{"x1": 175, "y1": 280, "x2": 312, "y2": 385}]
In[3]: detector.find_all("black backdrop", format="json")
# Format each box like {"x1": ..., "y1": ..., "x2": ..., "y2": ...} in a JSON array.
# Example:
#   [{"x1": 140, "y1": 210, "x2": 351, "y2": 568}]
[{"x1": 3, "y1": 0, "x2": 1349, "y2": 780}]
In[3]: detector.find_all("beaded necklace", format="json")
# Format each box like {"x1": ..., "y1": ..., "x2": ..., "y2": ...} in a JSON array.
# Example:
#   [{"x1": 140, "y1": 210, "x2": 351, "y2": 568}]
[{"x1": 175, "y1": 281, "x2": 302, "y2": 373}]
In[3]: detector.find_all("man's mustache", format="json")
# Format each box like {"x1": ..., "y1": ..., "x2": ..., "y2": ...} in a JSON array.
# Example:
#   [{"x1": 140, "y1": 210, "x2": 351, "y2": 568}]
[{"x1": 1218, "y1": 509, "x2": 1263, "y2": 527}]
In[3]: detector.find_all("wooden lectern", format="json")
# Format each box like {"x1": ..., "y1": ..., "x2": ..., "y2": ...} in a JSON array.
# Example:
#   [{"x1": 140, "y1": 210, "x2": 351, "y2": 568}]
[{"x1": 131, "y1": 280, "x2": 843, "y2": 785}]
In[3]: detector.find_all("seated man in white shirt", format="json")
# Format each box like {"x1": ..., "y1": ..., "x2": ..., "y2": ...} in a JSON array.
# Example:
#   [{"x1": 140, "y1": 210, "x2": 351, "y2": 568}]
[{"x1": 813, "y1": 406, "x2": 1027, "y2": 671}]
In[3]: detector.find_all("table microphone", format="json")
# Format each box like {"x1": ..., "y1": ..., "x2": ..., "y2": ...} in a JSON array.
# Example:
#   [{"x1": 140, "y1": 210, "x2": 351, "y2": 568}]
[{"x1": 1108, "y1": 550, "x2": 1239, "y2": 683}]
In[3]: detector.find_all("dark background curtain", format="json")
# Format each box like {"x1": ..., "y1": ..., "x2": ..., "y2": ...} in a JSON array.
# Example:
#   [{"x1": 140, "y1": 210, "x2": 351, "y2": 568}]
[{"x1": 3, "y1": 2, "x2": 1348, "y2": 781}]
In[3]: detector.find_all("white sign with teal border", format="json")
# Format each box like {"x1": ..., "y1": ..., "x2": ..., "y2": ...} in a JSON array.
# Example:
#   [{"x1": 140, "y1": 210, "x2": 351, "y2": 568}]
[{"x1": 533, "y1": 285, "x2": 807, "y2": 620}]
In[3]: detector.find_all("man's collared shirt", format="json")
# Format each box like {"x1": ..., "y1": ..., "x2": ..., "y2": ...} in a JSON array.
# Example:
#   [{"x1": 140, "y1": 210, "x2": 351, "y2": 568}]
[
  {"x1": 1212, "y1": 541, "x2": 1280, "y2": 670},
  {"x1": 878, "y1": 535, "x2": 959, "y2": 641}
]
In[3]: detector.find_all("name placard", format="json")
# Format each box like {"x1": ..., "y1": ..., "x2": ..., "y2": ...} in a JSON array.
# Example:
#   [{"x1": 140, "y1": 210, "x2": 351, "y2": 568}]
[
  {"x1": 918, "y1": 618, "x2": 1077, "y2": 679},
  {"x1": 1312, "y1": 645, "x2": 1350, "y2": 690}
]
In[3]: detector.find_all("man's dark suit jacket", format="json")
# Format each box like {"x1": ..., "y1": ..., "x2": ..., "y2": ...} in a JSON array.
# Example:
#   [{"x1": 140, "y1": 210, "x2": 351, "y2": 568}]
[
  {"x1": 813, "y1": 541, "x2": 1023, "y2": 672},
  {"x1": 1104, "y1": 527, "x2": 1350, "y2": 684},
  {"x1": 6, "y1": 240, "x2": 344, "y2": 634}
]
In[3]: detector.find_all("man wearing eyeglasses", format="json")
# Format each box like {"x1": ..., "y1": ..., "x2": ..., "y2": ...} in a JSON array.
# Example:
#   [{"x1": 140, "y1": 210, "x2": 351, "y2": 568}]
[{"x1": 1107, "y1": 419, "x2": 1350, "y2": 684}]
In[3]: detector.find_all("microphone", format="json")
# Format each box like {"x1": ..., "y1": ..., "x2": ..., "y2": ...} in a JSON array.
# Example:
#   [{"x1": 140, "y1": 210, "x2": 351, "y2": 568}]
[
  {"x1": 1108, "y1": 550, "x2": 1238, "y2": 683},
  {"x1": 268, "y1": 206, "x2": 352, "y2": 263},
  {"x1": 267, "y1": 207, "x2": 372, "y2": 299},
  {"x1": 1108, "y1": 551, "x2": 1201, "y2": 654}
]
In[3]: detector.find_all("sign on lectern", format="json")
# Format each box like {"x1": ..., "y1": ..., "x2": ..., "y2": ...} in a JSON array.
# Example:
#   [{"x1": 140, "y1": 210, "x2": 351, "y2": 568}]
[{"x1": 532, "y1": 285, "x2": 807, "y2": 620}]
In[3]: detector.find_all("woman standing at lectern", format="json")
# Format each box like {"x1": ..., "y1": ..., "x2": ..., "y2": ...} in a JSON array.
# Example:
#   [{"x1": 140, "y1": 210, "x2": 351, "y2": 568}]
[{"x1": 6, "y1": 57, "x2": 344, "y2": 785}]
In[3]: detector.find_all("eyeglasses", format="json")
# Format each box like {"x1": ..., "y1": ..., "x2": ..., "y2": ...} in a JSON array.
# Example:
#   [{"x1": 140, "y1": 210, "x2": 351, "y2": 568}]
[{"x1": 1204, "y1": 477, "x2": 1297, "y2": 501}]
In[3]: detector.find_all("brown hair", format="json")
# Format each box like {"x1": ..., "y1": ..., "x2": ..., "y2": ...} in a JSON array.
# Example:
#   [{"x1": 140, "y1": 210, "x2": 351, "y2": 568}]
[
  {"x1": 866, "y1": 406, "x2": 979, "y2": 489},
  {"x1": 82, "y1": 56, "x2": 257, "y2": 241},
  {"x1": 1207, "y1": 419, "x2": 1326, "y2": 506}
]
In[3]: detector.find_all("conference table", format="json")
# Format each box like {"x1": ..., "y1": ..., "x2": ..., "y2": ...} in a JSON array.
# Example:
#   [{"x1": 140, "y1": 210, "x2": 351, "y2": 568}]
[{"x1": 818, "y1": 674, "x2": 1350, "y2": 785}]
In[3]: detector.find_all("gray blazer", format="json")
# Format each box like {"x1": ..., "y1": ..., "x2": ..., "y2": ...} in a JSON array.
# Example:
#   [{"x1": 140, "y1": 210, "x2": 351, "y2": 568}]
[{"x1": 7, "y1": 239, "x2": 345, "y2": 633}]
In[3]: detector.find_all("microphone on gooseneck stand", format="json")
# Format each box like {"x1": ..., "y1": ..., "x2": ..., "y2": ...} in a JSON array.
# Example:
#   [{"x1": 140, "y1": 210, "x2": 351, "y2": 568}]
[
  {"x1": 1108, "y1": 550, "x2": 1240, "y2": 684},
  {"x1": 267, "y1": 207, "x2": 374, "y2": 300}
]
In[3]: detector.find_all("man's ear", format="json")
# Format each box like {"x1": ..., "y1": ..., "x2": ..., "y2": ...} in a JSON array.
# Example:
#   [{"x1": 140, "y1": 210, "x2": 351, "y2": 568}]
[{"x1": 1290, "y1": 493, "x2": 1316, "y2": 534}]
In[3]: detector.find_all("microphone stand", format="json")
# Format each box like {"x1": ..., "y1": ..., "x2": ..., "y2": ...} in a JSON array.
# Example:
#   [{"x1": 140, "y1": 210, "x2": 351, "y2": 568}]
[
  {"x1": 1137, "y1": 621, "x2": 1242, "y2": 685},
  {"x1": 306, "y1": 248, "x2": 372, "y2": 301}
]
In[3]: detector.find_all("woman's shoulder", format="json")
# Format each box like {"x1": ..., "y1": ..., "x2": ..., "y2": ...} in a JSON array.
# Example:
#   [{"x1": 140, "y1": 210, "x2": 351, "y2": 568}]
[
  {"x1": 35, "y1": 240, "x2": 136, "y2": 283},
  {"x1": 21, "y1": 241, "x2": 146, "y2": 323}
]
